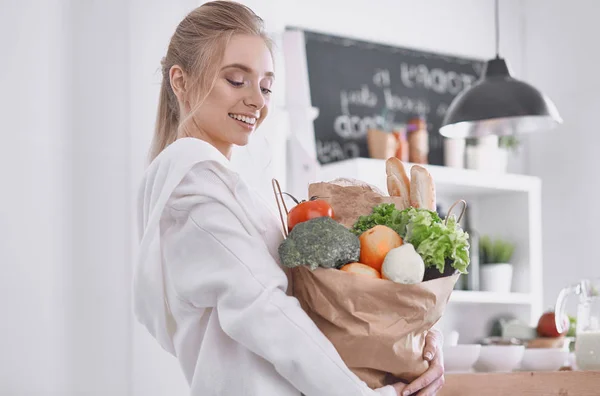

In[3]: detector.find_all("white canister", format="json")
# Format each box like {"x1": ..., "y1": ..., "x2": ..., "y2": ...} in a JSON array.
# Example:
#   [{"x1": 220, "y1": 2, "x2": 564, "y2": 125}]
[{"x1": 444, "y1": 138, "x2": 466, "y2": 168}]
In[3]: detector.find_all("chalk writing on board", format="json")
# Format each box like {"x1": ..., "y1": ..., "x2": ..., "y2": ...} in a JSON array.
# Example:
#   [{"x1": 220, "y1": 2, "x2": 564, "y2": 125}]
[
  {"x1": 316, "y1": 140, "x2": 361, "y2": 164},
  {"x1": 301, "y1": 29, "x2": 484, "y2": 165},
  {"x1": 332, "y1": 69, "x2": 439, "y2": 143},
  {"x1": 399, "y1": 64, "x2": 478, "y2": 95}
]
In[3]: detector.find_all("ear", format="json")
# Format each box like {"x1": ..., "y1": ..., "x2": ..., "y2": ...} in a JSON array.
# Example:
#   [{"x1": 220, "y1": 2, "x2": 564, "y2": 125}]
[{"x1": 169, "y1": 65, "x2": 188, "y2": 107}]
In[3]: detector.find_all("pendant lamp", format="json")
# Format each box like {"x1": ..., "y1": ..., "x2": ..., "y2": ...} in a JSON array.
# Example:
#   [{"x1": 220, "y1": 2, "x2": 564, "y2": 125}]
[{"x1": 439, "y1": 0, "x2": 562, "y2": 139}]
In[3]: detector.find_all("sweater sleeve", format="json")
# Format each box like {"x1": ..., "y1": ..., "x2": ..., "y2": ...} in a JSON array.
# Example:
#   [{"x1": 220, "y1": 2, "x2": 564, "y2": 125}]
[{"x1": 163, "y1": 166, "x2": 397, "y2": 396}]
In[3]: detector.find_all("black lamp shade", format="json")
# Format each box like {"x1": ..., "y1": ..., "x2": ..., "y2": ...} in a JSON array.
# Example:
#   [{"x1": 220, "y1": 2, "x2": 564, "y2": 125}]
[{"x1": 440, "y1": 57, "x2": 562, "y2": 138}]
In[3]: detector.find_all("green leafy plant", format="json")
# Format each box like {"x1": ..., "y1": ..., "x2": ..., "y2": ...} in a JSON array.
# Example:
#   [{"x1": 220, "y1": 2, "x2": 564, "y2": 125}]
[
  {"x1": 499, "y1": 135, "x2": 520, "y2": 152},
  {"x1": 465, "y1": 135, "x2": 521, "y2": 153},
  {"x1": 480, "y1": 235, "x2": 516, "y2": 264}
]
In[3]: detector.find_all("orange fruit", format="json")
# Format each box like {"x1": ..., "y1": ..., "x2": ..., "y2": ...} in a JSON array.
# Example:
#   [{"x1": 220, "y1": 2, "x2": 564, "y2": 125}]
[
  {"x1": 340, "y1": 263, "x2": 382, "y2": 279},
  {"x1": 358, "y1": 225, "x2": 403, "y2": 272}
]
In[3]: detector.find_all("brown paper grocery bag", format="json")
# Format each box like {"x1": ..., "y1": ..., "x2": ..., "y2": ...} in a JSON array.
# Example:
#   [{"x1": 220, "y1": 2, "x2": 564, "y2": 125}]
[
  {"x1": 308, "y1": 182, "x2": 410, "y2": 228},
  {"x1": 288, "y1": 181, "x2": 461, "y2": 388},
  {"x1": 292, "y1": 266, "x2": 459, "y2": 388}
]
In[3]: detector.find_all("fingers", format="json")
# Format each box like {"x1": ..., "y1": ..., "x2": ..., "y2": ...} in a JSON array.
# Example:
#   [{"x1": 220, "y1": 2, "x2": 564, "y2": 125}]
[
  {"x1": 391, "y1": 381, "x2": 407, "y2": 395},
  {"x1": 401, "y1": 352, "x2": 444, "y2": 396},
  {"x1": 415, "y1": 375, "x2": 445, "y2": 396},
  {"x1": 423, "y1": 329, "x2": 443, "y2": 361}
]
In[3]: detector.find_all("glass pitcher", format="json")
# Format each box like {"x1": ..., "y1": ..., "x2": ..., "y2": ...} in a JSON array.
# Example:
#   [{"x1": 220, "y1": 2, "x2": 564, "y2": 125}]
[{"x1": 555, "y1": 278, "x2": 600, "y2": 370}]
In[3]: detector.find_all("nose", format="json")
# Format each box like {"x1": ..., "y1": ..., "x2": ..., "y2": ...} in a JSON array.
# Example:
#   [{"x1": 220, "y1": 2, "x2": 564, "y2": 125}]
[{"x1": 243, "y1": 85, "x2": 266, "y2": 110}]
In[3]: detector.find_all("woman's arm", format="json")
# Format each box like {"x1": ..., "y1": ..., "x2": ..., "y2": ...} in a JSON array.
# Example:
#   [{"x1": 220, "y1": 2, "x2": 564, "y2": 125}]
[{"x1": 163, "y1": 165, "x2": 396, "y2": 396}]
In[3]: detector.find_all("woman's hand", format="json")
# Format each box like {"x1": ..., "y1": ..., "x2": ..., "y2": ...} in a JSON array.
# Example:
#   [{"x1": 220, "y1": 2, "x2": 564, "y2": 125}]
[{"x1": 390, "y1": 329, "x2": 445, "y2": 396}]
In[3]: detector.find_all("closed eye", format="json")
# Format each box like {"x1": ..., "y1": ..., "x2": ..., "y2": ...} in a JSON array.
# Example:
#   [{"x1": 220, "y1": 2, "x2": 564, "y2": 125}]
[
  {"x1": 261, "y1": 87, "x2": 272, "y2": 95},
  {"x1": 226, "y1": 78, "x2": 244, "y2": 87}
]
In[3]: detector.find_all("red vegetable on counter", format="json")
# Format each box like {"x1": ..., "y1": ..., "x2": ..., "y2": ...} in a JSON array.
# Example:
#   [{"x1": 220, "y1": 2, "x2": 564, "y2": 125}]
[{"x1": 537, "y1": 311, "x2": 568, "y2": 338}]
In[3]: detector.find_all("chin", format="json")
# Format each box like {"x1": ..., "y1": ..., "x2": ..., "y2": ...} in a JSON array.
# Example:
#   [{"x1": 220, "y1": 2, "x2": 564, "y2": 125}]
[{"x1": 232, "y1": 135, "x2": 251, "y2": 147}]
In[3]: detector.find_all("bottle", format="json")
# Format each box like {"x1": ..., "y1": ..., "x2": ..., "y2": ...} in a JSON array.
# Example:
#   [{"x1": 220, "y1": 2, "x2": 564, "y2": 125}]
[
  {"x1": 407, "y1": 117, "x2": 429, "y2": 164},
  {"x1": 462, "y1": 207, "x2": 480, "y2": 291},
  {"x1": 392, "y1": 125, "x2": 409, "y2": 162}
]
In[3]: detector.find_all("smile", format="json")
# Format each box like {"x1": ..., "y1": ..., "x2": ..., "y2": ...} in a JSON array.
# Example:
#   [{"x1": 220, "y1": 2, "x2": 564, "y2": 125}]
[{"x1": 228, "y1": 113, "x2": 257, "y2": 125}]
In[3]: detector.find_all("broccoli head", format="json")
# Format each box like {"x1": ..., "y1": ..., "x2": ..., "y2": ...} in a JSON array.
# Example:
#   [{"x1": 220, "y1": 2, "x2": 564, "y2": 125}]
[{"x1": 278, "y1": 216, "x2": 360, "y2": 270}]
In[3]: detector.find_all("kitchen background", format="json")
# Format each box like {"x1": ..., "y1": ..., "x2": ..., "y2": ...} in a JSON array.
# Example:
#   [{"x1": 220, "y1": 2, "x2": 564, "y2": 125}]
[{"x1": 1, "y1": 0, "x2": 598, "y2": 395}]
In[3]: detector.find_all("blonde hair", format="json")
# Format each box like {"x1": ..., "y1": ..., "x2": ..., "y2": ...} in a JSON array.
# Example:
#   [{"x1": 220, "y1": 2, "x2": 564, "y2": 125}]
[{"x1": 149, "y1": 1, "x2": 273, "y2": 162}]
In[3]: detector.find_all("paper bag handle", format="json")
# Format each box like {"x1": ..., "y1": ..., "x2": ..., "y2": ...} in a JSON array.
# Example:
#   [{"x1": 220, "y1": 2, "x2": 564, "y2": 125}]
[
  {"x1": 272, "y1": 178, "x2": 289, "y2": 237},
  {"x1": 445, "y1": 199, "x2": 467, "y2": 225}
]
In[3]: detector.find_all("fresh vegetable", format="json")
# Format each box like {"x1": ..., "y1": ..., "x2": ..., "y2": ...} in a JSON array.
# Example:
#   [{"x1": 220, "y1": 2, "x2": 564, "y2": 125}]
[
  {"x1": 278, "y1": 216, "x2": 360, "y2": 270},
  {"x1": 351, "y1": 204, "x2": 470, "y2": 274},
  {"x1": 340, "y1": 263, "x2": 382, "y2": 279},
  {"x1": 351, "y1": 203, "x2": 405, "y2": 236},
  {"x1": 284, "y1": 193, "x2": 334, "y2": 232},
  {"x1": 381, "y1": 244, "x2": 425, "y2": 285},
  {"x1": 537, "y1": 311, "x2": 569, "y2": 338},
  {"x1": 358, "y1": 225, "x2": 403, "y2": 272}
]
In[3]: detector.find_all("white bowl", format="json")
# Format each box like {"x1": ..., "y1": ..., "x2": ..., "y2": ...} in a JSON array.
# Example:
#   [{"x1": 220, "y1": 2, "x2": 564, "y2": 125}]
[
  {"x1": 519, "y1": 348, "x2": 569, "y2": 371},
  {"x1": 443, "y1": 344, "x2": 481, "y2": 373},
  {"x1": 474, "y1": 345, "x2": 525, "y2": 372}
]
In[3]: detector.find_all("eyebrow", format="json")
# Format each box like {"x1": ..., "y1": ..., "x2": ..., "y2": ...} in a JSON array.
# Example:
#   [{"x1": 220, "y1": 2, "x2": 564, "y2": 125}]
[{"x1": 221, "y1": 63, "x2": 275, "y2": 79}]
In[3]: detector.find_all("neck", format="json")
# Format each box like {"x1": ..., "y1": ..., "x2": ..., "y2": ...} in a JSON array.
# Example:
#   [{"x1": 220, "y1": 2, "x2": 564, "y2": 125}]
[
  {"x1": 212, "y1": 140, "x2": 233, "y2": 160},
  {"x1": 177, "y1": 125, "x2": 232, "y2": 161},
  {"x1": 192, "y1": 135, "x2": 233, "y2": 160}
]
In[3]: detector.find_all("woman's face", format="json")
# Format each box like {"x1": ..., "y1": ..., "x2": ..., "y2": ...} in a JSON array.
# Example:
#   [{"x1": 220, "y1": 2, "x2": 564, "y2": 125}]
[{"x1": 187, "y1": 34, "x2": 274, "y2": 157}]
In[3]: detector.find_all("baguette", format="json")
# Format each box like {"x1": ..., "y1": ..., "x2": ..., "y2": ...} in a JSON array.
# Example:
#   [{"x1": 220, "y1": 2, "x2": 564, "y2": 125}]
[
  {"x1": 386, "y1": 174, "x2": 403, "y2": 200},
  {"x1": 409, "y1": 165, "x2": 436, "y2": 211},
  {"x1": 385, "y1": 157, "x2": 411, "y2": 209}
]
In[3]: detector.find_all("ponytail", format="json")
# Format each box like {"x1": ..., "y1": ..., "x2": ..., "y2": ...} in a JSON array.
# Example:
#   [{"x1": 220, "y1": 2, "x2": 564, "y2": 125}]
[{"x1": 148, "y1": 76, "x2": 179, "y2": 163}]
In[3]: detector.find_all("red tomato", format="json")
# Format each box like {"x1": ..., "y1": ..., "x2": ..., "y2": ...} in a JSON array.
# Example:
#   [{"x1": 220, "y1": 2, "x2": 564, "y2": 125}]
[
  {"x1": 286, "y1": 195, "x2": 334, "y2": 231},
  {"x1": 537, "y1": 311, "x2": 568, "y2": 338}
]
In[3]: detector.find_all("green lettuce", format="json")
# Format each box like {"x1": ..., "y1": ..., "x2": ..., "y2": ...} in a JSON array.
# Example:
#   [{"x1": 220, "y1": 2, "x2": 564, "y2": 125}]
[
  {"x1": 351, "y1": 204, "x2": 470, "y2": 274},
  {"x1": 350, "y1": 203, "x2": 408, "y2": 236}
]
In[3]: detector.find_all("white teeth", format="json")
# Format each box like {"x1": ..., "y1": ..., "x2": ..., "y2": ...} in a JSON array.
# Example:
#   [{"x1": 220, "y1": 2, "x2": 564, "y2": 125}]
[{"x1": 229, "y1": 113, "x2": 257, "y2": 125}]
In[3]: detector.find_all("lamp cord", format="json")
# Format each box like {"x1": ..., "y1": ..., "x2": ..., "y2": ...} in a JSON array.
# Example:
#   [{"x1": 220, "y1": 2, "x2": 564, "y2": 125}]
[{"x1": 495, "y1": 0, "x2": 500, "y2": 57}]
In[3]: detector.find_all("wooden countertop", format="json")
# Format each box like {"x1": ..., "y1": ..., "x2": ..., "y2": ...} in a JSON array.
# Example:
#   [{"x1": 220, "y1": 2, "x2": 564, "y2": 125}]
[{"x1": 440, "y1": 371, "x2": 600, "y2": 396}]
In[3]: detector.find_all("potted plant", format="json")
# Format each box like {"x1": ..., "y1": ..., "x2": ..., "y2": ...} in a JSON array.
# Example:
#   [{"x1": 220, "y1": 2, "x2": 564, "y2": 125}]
[
  {"x1": 499, "y1": 135, "x2": 520, "y2": 152},
  {"x1": 497, "y1": 134, "x2": 521, "y2": 172},
  {"x1": 479, "y1": 235, "x2": 516, "y2": 293}
]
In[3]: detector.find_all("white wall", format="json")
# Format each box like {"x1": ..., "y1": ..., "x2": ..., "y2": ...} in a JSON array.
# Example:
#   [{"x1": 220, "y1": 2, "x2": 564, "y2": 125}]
[
  {"x1": 0, "y1": 1, "x2": 70, "y2": 394},
  {"x1": 522, "y1": 0, "x2": 600, "y2": 311},
  {"x1": 67, "y1": 0, "x2": 133, "y2": 394}
]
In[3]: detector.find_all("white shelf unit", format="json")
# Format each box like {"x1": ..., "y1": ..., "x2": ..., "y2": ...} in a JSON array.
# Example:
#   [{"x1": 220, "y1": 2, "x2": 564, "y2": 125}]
[
  {"x1": 315, "y1": 157, "x2": 543, "y2": 344},
  {"x1": 450, "y1": 291, "x2": 532, "y2": 305},
  {"x1": 317, "y1": 157, "x2": 540, "y2": 197}
]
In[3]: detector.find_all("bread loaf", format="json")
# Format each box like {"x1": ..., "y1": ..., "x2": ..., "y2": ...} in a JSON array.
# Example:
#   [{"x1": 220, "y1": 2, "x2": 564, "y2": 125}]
[
  {"x1": 385, "y1": 157, "x2": 411, "y2": 209},
  {"x1": 409, "y1": 165, "x2": 436, "y2": 211}
]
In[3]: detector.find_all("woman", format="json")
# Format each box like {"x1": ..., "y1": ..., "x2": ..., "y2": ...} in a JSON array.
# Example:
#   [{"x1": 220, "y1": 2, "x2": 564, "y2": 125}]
[{"x1": 133, "y1": 2, "x2": 445, "y2": 395}]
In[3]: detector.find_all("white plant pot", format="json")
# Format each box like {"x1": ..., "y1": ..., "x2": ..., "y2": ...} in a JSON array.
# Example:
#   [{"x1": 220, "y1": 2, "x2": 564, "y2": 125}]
[
  {"x1": 465, "y1": 145, "x2": 509, "y2": 173},
  {"x1": 480, "y1": 263, "x2": 513, "y2": 293}
]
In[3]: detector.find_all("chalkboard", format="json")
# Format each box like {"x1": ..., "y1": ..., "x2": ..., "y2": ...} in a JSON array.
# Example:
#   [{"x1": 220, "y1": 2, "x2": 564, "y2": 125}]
[{"x1": 298, "y1": 29, "x2": 485, "y2": 166}]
